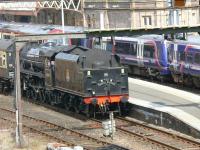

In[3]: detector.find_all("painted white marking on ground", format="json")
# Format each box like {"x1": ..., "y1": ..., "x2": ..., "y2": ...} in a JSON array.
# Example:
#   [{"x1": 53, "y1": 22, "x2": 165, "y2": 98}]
[
  {"x1": 129, "y1": 78, "x2": 200, "y2": 104},
  {"x1": 129, "y1": 97, "x2": 200, "y2": 131}
]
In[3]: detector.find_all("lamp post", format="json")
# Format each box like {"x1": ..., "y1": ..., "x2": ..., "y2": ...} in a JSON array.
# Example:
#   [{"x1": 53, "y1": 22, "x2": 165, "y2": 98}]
[
  {"x1": 15, "y1": 42, "x2": 25, "y2": 148},
  {"x1": 61, "y1": 0, "x2": 66, "y2": 45}
]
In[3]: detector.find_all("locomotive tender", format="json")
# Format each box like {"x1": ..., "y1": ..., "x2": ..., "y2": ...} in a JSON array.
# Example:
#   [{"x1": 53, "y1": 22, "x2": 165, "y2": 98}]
[{"x1": 0, "y1": 40, "x2": 129, "y2": 117}]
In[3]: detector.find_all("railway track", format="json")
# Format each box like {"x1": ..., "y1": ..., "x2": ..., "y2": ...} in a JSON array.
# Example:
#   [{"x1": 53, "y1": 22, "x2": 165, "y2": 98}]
[
  {"x1": 24, "y1": 98, "x2": 200, "y2": 150},
  {"x1": 0, "y1": 107, "x2": 127, "y2": 150},
  {"x1": 114, "y1": 117, "x2": 200, "y2": 150}
]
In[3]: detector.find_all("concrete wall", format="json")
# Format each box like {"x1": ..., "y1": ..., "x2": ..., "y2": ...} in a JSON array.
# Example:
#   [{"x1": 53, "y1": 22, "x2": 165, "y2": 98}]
[{"x1": 130, "y1": 104, "x2": 200, "y2": 139}]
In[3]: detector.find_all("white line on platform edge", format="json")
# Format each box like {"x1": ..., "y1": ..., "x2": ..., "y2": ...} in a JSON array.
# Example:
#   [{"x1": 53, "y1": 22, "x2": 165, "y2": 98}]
[
  {"x1": 129, "y1": 97, "x2": 200, "y2": 131},
  {"x1": 129, "y1": 78, "x2": 200, "y2": 104}
]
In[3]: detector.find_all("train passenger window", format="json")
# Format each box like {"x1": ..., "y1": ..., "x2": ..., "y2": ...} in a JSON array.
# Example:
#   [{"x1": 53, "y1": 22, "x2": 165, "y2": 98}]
[
  {"x1": 167, "y1": 46, "x2": 173, "y2": 62},
  {"x1": 2, "y1": 59, "x2": 5, "y2": 66},
  {"x1": 186, "y1": 53, "x2": 193, "y2": 64},
  {"x1": 115, "y1": 42, "x2": 131, "y2": 54},
  {"x1": 2, "y1": 54, "x2": 6, "y2": 67},
  {"x1": 130, "y1": 43, "x2": 137, "y2": 56},
  {"x1": 178, "y1": 51, "x2": 185, "y2": 61},
  {"x1": 0, "y1": 57, "x2": 2, "y2": 66},
  {"x1": 194, "y1": 53, "x2": 200, "y2": 64},
  {"x1": 143, "y1": 44, "x2": 155, "y2": 58}
]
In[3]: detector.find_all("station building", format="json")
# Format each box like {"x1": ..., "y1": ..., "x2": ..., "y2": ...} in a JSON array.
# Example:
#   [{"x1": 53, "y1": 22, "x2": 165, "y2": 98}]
[
  {"x1": 84, "y1": 0, "x2": 200, "y2": 30},
  {"x1": 0, "y1": 0, "x2": 199, "y2": 30}
]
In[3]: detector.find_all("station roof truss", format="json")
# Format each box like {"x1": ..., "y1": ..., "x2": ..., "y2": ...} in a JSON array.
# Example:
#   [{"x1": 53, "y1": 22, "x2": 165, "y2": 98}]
[{"x1": 0, "y1": 0, "x2": 83, "y2": 16}]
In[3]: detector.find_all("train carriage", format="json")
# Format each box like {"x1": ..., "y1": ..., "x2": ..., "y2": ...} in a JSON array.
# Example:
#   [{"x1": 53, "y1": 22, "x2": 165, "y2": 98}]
[
  {"x1": 0, "y1": 39, "x2": 15, "y2": 94},
  {"x1": 169, "y1": 40, "x2": 200, "y2": 87},
  {"x1": 93, "y1": 35, "x2": 171, "y2": 81}
]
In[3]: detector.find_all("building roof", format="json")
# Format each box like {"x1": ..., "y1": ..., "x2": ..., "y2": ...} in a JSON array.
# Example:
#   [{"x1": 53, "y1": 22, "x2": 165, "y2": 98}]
[{"x1": 0, "y1": 21, "x2": 85, "y2": 35}]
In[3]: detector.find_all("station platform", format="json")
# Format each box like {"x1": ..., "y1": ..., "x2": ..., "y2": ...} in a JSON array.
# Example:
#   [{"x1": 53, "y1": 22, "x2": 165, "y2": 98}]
[{"x1": 128, "y1": 78, "x2": 200, "y2": 138}]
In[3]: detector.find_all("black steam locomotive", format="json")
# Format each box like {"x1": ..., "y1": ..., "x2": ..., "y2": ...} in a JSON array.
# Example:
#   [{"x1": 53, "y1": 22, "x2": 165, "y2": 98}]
[{"x1": 0, "y1": 39, "x2": 129, "y2": 117}]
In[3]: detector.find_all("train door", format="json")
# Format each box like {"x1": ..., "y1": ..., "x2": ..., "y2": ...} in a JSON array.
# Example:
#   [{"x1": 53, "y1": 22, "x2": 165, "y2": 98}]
[
  {"x1": 192, "y1": 52, "x2": 200, "y2": 87},
  {"x1": 137, "y1": 40, "x2": 144, "y2": 67},
  {"x1": 173, "y1": 43, "x2": 178, "y2": 63},
  {"x1": 185, "y1": 50, "x2": 193, "y2": 75}
]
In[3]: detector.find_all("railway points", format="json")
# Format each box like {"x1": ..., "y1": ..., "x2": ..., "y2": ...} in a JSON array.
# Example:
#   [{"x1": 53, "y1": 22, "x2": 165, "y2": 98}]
[{"x1": 128, "y1": 77, "x2": 200, "y2": 138}]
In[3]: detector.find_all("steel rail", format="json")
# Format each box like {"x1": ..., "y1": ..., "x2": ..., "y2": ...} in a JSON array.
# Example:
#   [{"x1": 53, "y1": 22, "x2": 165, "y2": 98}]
[
  {"x1": 0, "y1": 107, "x2": 126, "y2": 150},
  {"x1": 115, "y1": 116, "x2": 200, "y2": 150}
]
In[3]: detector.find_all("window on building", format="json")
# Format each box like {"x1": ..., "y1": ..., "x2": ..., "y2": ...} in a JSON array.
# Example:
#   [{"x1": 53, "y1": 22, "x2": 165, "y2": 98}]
[
  {"x1": 91, "y1": 14, "x2": 96, "y2": 28},
  {"x1": 87, "y1": 15, "x2": 91, "y2": 28},
  {"x1": 194, "y1": 53, "x2": 200, "y2": 64},
  {"x1": 174, "y1": 0, "x2": 185, "y2": 7},
  {"x1": 143, "y1": 44, "x2": 155, "y2": 58},
  {"x1": 167, "y1": 0, "x2": 172, "y2": 7},
  {"x1": 143, "y1": 16, "x2": 152, "y2": 26}
]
